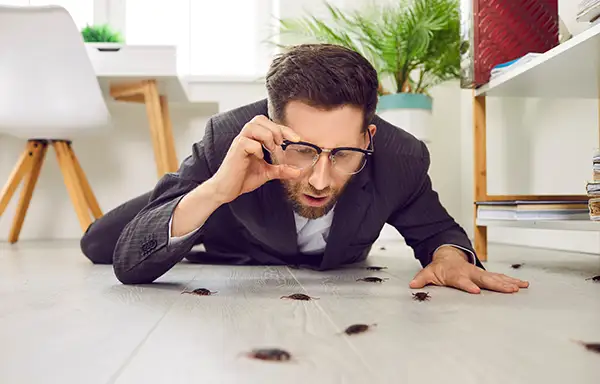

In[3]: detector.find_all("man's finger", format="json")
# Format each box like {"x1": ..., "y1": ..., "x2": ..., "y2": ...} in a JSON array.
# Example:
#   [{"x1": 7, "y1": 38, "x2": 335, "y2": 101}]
[
  {"x1": 265, "y1": 164, "x2": 301, "y2": 181},
  {"x1": 278, "y1": 124, "x2": 301, "y2": 142},
  {"x1": 409, "y1": 269, "x2": 433, "y2": 289},
  {"x1": 499, "y1": 274, "x2": 530, "y2": 288},
  {"x1": 238, "y1": 136, "x2": 264, "y2": 159},
  {"x1": 454, "y1": 276, "x2": 481, "y2": 294},
  {"x1": 254, "y1": 115, "x2": 301, "y2": 143},
  {"x1": 242, "y1": 123, "x2": 278, "y2": 151},
  {"x1": 474, "y1": 272, "x2": 519, "y2": 293}
]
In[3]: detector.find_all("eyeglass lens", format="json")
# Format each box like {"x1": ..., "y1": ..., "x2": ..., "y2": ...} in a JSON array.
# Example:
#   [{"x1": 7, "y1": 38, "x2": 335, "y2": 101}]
[{"x1": 282, "y1": 143, "x2": 367, "y2": 174}]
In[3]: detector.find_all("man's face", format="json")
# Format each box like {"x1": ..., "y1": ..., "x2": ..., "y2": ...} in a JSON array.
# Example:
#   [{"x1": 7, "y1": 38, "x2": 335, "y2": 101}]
[{"x1": 272, "y1": 101, "x2": 376, "y2": 219}]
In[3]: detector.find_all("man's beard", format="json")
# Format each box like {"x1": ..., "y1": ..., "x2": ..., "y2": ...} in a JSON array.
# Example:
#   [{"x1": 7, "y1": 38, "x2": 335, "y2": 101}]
[{"x1": 281, "y1": 180, "x2": 342, "y2": 219}]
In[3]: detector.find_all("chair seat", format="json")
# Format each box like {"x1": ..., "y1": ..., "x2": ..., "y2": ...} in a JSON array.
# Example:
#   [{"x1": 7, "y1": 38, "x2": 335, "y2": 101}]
[{"x1": 0, "y1": 119, "x2": 110, "y2": 141}]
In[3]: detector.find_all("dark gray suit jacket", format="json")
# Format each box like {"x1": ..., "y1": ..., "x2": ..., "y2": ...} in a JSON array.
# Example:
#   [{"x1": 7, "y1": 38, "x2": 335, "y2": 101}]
[{"x1": 112, "y1": 99, "x2": 481, "y2": 284}]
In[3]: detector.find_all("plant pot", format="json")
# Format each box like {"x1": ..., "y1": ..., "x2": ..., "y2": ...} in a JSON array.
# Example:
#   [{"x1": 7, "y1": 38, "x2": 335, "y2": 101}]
[
  {"x1": 85, "y1": 42, "x2": 124, "y2": 52},
  {"x1": 376, "y1": 93, "x2": 433, "y2": 143}
]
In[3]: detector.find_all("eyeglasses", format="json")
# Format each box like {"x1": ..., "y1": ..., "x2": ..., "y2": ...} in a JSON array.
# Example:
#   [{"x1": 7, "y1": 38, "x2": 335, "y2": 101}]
[{"x1": 278, "y1": 130, "x2": 374, "y2": 175}]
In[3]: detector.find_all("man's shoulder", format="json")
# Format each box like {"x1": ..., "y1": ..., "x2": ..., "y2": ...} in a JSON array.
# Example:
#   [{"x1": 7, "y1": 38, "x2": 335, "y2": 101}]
[
  {"x1": 371, "y1": 114, "x2": 429, "y2": 165},
  {"x1": 367, "y1": 116, "x2": 431, "y2": 207}
]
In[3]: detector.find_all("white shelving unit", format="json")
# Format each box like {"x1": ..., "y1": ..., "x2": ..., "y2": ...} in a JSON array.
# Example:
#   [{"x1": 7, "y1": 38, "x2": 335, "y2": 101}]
[
  {"x1": 471, "y1": 23, "x2": 600, "y2": 261},
  {"x1": 475, "y1": 23, "x2": 600, "y2": 99},
  {"x1": 476, "y1": 219, "x2": 599, "y2": 232}
]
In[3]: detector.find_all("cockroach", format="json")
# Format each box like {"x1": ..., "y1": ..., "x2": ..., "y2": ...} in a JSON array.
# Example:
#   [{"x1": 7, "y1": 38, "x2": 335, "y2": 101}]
[
  {"x1": 511, "y1": 263, "x2": 524, "y2": 269},
  {"x1": 356, "y1": 277, "x2": 389, "y2": 283},
  {"x1": 379, "y1": 246, "x2": 386, "y2": 251},
  {"x1": 181, "y1": 288, "x2": 218, "y2": 296},
  {"x1": 412, "y1": 292, "x2": 431, "y2": 301},
  {"x1": 365, "y1": 266, "x2": 387, "y2": 271},
  {"x1": 280, "y1": 293, "x2": 319, "y2": 301},
  {"x1": 341, "y1": 323, "x2": 377, "y2": 335},
  {"x1": 245, "y1": 348, "x2": 292, "y2": 361},
  {"x1": 573, "y1": 340, "x2": 600, "y2": 354},
  {"x1": 585, "y1": 275, "x2": 600, "y2": 282},
  {"x1": 582, "y1": 343, "x2": 600, "y2": 354}
]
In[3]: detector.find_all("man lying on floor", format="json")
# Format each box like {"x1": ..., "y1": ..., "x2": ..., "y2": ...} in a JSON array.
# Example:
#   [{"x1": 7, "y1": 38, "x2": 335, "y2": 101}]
[{"x1": 81, "y1": 43, "x2": 529, "y2": 294}]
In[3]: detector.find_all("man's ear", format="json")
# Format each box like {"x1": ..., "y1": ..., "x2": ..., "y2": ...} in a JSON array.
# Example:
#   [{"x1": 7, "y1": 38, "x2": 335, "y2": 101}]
[
  {"x1": 368, "y1": 124, "x2": 377, "y2": 138},
  {"x1": 364, "y1": 124, "x2": 376, "y2": 148}
]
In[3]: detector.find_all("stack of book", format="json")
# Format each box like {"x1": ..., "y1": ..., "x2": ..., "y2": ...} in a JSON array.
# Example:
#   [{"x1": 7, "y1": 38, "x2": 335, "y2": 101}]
[
  {"x1": 577, "y1": 0, "x2": 600, "y2": 23},
  {"x1": 476, "y1": 200, "x2": 590, "y2": 221},
  {"x1": 586, "y1": 149, "x2": 600, "y2": 220}
]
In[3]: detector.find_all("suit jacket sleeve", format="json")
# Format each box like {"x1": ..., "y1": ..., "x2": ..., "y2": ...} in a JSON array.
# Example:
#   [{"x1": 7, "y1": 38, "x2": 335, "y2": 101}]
[
  {"x1": 387, "y1": 141, "x2": 483, "y2": 269},
  {"x1": 112, "y1": 118, "x2": 219, "y2": 284}
]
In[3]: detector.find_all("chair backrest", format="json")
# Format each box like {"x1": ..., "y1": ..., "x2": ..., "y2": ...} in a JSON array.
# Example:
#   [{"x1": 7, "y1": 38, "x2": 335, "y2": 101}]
[{"x1": 0, "y1": 5, "x2": 110, "y2": 139}]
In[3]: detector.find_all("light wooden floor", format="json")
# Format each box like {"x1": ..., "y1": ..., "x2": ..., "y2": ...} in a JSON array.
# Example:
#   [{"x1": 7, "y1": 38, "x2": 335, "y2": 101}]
[{"x1": 0, "y1": 240, "x2": 598, "y2": 384}]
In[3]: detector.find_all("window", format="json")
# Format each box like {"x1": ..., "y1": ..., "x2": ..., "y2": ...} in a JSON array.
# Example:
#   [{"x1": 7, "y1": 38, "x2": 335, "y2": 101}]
[
  {"x1": 189, "y1": 0, "x2": 258, "y2": 76},
  {"x1": 124, "y1": 0, "x2": 190, "y2": 74},
  {"x1": 124, "y1": 0, "x2": 275, "y2": 76}
]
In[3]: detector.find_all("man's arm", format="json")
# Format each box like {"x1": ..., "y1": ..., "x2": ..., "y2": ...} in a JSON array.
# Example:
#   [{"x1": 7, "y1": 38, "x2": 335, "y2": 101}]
[
  {"x1": 112, "y1": 119, "x2": 221, "y2": 284},
  {"x1": 387, "y1": 141, "x2": 483, "y2": 269},
  {"x1": 112, "y1": 113, "x2": 302, "y2": 285}
]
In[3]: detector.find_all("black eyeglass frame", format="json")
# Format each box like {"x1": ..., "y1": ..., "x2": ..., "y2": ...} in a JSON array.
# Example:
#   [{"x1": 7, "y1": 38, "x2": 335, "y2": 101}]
[{"x1": 279, "y1": 129, "x2": 374, "y2": 174}]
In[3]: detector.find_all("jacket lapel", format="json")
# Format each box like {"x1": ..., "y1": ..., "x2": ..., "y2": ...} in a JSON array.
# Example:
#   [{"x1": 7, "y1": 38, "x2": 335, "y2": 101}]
[{"x1": 320, "y1": 165, "x2": 374, "y2": 270}]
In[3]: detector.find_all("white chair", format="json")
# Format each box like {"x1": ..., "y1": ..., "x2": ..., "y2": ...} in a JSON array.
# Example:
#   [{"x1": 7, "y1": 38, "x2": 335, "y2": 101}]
[{"x1": 0, "y1": 5, "x2": 111, "y2": 243}]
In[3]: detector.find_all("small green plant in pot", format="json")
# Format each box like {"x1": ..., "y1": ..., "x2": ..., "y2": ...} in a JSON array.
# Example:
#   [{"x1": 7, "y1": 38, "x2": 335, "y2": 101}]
[
  {"x1": 274, "y1": 0, "x2": 460, "y2": 143},
  {"x1": 81, "y1": 24, "x2": 124, "y2": 44}
]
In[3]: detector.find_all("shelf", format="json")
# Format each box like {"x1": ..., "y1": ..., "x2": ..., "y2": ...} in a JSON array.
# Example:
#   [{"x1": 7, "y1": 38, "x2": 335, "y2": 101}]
[
  {"x1": 474, "y1": 23, "x2": 600, "y2": 99},
  {"x1": 476, "y1": 218, "x2": 600, "y2": 231}
]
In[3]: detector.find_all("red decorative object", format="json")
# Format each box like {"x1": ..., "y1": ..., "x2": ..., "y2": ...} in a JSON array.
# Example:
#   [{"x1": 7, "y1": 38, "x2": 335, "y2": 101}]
[{"x1": 460, "y1": 0, "x2": 559, "y2": 88}]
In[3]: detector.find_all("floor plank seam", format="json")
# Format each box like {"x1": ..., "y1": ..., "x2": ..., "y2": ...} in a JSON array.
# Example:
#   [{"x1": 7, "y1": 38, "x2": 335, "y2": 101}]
[
  {"x1": 104, "y1": 273, "x2": 200, "y2": 384},
  {"x1": 286, "y1": 267, "x2": 380, "y2": 380}
]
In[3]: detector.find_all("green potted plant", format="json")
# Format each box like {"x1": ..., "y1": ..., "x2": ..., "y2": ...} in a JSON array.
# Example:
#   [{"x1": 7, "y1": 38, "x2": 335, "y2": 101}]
[
  {"x1": 274, "y1": 0, "x2": 460, "y2": 143},
  {"x1": 81, "y1": 24, "x2": 124, "y2": 50}
]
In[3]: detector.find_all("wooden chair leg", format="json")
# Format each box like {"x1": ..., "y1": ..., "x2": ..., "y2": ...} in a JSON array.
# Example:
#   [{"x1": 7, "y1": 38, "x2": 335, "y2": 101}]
[
  {"x1": 143, "y1": 80, "x2": 170, "y2": 177},
  {"x1": 0, "y1": 141, "x2": 35, "y2": 217},
  {"x1": 8, "y1": 141, "x2": 48, "y2": 243},
  {"x1": 65, "y1": 142, "x2": 103, "y2": 220},
  {"x1": 53, "y1": 141, "x2": 92, "y2": 232},
  {"x1": 159, "y1": 95, "x2": 179, "y2": 172}
]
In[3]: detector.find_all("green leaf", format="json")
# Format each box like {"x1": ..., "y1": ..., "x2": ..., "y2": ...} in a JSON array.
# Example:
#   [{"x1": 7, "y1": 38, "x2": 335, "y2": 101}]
[
  {"x1": 270, "y1": 0, "x2": 460, "y2": 94},
  {"x1": 81, "y1": 24, "x2": 124, "y2": 43}
]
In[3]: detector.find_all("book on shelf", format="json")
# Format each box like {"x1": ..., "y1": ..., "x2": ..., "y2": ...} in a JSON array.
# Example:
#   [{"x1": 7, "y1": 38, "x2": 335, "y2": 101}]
[
  {"x1": 593, "y1": 151, "x2": 600, "y2": 180},
  {"x1": 589, "y1": 198, "x2": 600, "y2": 220},
  {"x1": 476, "y1": 200, "x2": 590, "y2": 221},
  {"x1": 587, "y1": 180, "x2": 600, "y2": 220},
  {"x1": 587, "y1": 180, "x2": 600, "y2": 195}
]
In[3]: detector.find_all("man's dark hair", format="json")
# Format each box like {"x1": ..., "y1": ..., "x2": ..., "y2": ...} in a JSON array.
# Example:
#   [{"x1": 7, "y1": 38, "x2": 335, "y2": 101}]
[{"x1": 265, "y1": 44, "x2": 379, "y2": 131}]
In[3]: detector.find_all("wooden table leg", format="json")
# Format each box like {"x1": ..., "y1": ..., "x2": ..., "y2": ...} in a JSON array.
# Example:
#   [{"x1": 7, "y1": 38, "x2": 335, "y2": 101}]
[
  {"x1": 142, "y1": 81, "x2": 170, "y2": 177},
  {"x1": 160, "y1": 95, "x2": 179, "y2": 172},
  {"x1": 110, "y1": 80, "x2": 179, "y2": 178}
]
